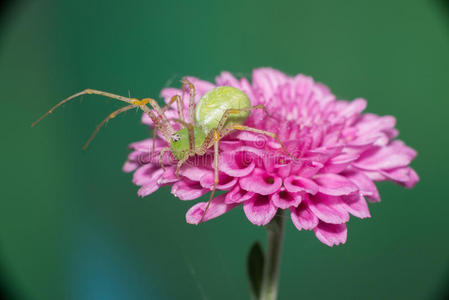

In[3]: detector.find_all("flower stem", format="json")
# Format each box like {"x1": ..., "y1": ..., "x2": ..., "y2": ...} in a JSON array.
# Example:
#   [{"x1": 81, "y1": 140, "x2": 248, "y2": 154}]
[{"x1": 260, "y1": 210, "x2": 285, "y2": 300}]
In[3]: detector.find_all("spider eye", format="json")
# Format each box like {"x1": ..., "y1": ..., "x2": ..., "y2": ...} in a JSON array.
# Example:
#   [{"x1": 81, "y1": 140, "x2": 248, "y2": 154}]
[{"x1": 171, "y1": 134, "x2": 180, "y2": 142}]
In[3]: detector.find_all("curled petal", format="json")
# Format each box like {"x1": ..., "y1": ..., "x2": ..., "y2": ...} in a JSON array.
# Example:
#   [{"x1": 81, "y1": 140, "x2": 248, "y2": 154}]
[
  {"x1": 314, "y1": 173, "x2": 358, "y2": 196},
  {"x1": 239, "y1": 169, "x2": 282, "y2": 195},
  {"x1": 271, "y1": 190, "x2": 302, "y2": 209},
  {"x1": 290, "y1": 198, "x2": 319, "y2": 230},
  {"x1": 225, "y1": 184, "x2": 255, "y2": 204},
  {"x1": 314, "y1": 222, "x2": 347, "y2": 247},
  {"x1": 243, "y1": 194, "x2": 278, "y2": 226},
  {"x1": 186, "y1": 194, "x2": 238, "y2": 225},
  {"x1": 284, "y1": 176, "x2": 319, "y2": 194},
  {"x1": 219, "y1": 149, "x2": 256, "y2": 177},
  {"x1": 171, "y1": 180, "x2": 208, "y2": 200},
  {"x1": 200, "y1": 173, "x2": 238, "y2": 190}
]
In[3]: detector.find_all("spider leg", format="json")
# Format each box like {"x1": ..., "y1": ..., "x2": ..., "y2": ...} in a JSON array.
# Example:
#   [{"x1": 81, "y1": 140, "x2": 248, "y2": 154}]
[
  {"x1": 162, "y1": 95, "x2": 185, "y2": 122},
  {"x1": 82, "y1": 104, "x2": 137, "y2": 150},
  {"x1": 141, "y1": 97, "x2": 175, "y2": 135},
  {"x1": 181, "y1": 79, "x2": 195, "y2": 125},
  {"x1": 32, "y1": 88, "x2": 173, "y2": 142},
  {"x1": 32, "y1": 89, "x2": 137, "y2": 127},
  {"x1": 199, "y1": 129, "x2": 220, "y2": 223},
  {"x1": 176, "y1": 154, "x2": 192, "y2": 179},
  {"x1": 216, "y1": 104, "x2": 269, "y2": 131},
  {"x1": 151, "y1": 127, "x2": 158, "y2": 158},
  {"x1": 159, "y1": 147, "x2": 171, "y2": 171}
]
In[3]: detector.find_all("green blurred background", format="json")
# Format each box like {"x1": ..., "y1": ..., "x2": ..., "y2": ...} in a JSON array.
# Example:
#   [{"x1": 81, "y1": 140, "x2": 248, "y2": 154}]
[{"x1": 1, "y1": 0, "x2": 448, "y2": 299}]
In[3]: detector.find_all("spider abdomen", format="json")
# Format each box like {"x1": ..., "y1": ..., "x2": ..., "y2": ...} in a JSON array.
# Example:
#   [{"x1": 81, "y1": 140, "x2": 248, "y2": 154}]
[{"x1": 195, "y1": 86, "x2": 251, "y2": 133}]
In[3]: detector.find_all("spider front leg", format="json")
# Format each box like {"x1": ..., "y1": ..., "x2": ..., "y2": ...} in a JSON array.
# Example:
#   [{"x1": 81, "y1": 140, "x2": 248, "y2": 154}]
[
  {"x1": 83, "y1": 104, "x2": 138, "y2": 150},
  {"x1": 181, "y1": 79, "x2": 196, "y2": 125},
  {"x1": 198, "y1": 129, "x2": 220, "y2": 223}
]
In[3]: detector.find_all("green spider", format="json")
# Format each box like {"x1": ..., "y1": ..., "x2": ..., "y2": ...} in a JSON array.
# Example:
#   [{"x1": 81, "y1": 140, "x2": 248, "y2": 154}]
[{"x1": 33, "y1": 79, "x2": 286, "y2": 221}]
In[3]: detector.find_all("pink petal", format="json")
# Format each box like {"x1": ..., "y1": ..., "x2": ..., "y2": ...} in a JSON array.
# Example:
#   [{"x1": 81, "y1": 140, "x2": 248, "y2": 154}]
[
  {"x1": 186, "y1": 194, "x2": 238, "y2": 225},
  {"x1": 314, "y1": 222, "x2": 347, "y2": 247},
  {"x1": 123, "y1": 161, "x2": 138, "y2": 173},
  {"x1": 308, "y1": 193, "x2": 349, "y2": 224},
  {"x1": 184, "y1": 76, "x2": 216, "y2": 95},
  {"x1": 381, "y1": 167, "x2": 419, "y2": 188},
  {"x1": 243, "y1": 194, "x2": 278, "y2": 226},
  {"x1": 341, "y1": 193, "x2": 371, "y2": 219},
  {"x1": 215, "y1": 71, "x2": 241, "y2": 88},
  {"x1": 157, "y1": 167, "x2": 178, "y2": 185},
  {"x1": 271, "y1": 190, "x2": 302, "y2": 209},
  {"x1": 342, "y1": 170, "x2": 380, "y2": 202},
  {"x1": 353, "y1": 141, "x2": 417, "y2": 171},
  {"x1": 137, "y1": 182, "x2": 161, "y2": 197},
  {"x1": 252, "y1": 68, "x2": 289, "y2": 100},
  {"x1": 321, "y1": 153, "x2": 359, "y2": 173},
  {"x1": 199, "y1": 173, "x2": 238, "y2": 190},
  {"x1": 180, "y1": 166, "x2": 212, "y2": 181},
  {"x1": 239, "y1": 169, "x2": 282, "y2": 195},
  {"x1": 225, "y1": 184, "x2": 255, "y2": 204},
  {"x1": 314, "y1": 173, "x2": 358, "y2": 196},
  {"x1": 171, "y1": 180, "x2": 208, "y2": 200},
  {"x1": 290, "y1": 199, "x2": 319, "y2": 230},
  {"x1": 219, "y1": 149, "x2": 256, "y2": 177},
  {"x1": 133, "y1": 164, "x2": 164, "y2": 186},
  {"x1": 338, "y1": 98, "x2": 367, "y2": 118},
  {"x1": 284, "y1": 176, "x2": 319, "y2": 194}
]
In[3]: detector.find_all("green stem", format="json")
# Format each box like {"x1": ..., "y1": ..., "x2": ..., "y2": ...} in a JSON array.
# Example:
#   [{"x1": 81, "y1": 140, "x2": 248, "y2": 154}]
[{"x1": 260, "y1": 210, "x2": 285, "y2": 300}]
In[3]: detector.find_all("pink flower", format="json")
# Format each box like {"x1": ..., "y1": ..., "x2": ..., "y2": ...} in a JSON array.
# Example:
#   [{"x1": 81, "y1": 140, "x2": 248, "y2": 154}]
[{"x1": 123, "y1": 68, "x2": 419, "y2": 247}]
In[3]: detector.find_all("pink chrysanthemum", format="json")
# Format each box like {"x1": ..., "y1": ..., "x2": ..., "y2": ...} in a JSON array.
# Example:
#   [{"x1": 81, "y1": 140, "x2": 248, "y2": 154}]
[{"x1": 123, "y1": 68, "x2": 418, "y2": 246}]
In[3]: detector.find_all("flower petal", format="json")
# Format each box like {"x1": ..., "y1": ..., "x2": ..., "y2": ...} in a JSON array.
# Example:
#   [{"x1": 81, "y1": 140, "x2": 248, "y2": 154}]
[
  {"x1": 284, "y1": 176, "x2": 319, "y2": 194},
  {"x1": 314, "y1": 222, "x2": 347, "y2": 247},
  {"x1": 342, "y1": 170, "x2": 380, "y2": 202},
  {"x1": 239, "y1": 169, "x2": 282, "y2": 195},
  {"x1": 341, "y1": 192, "x2": 371, "y2": 219},
  {"x1": 186, "y1": 194, "x2": 238, "y2": 225},
  {"x1": 252, "y1": 68, "x2": 288, "y2": 100},
  {"x1": 381, "y1": 167, "x2": 419, "y2": 188},
  {"x1": 314, "y1": 173, "x2": 358, "y2": 196},
  {"x1": 171, "y1": 180, "x2": 208, "y2": 200},
  {"x1": 243, "y1": 194, "x2": 278, "y2": 226},
  {"x1": 308, "y1": 193, "x2": 349, "y2": 224},
  {"x1": 225, "y1": 184, "x2": 255, "y2": 204},
  {"x1": 290, "y1": 198, "x2": 319, "y2": 230},
  {"x1": 219, "y1": 149, "x2": 256, "y2": 177},
  {"x1": 353, "y1": 141, "x2": 417, "y2": 171},
  {"x1": 271, "y1": 190, "x2": 302, "y2": 209}
]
